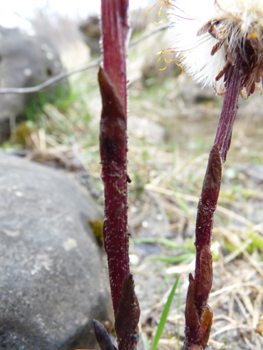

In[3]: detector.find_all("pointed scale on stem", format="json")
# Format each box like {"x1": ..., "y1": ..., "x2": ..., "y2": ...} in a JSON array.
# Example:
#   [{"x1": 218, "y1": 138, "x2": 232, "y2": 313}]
[
  {"x1": 184, "y1": 249, "x2": 213, "y2": 349},
  {"x1": 183, "y1": 146, "x2": 220, "y2": 349},
  {"x1": 184, "y1": 273, "x2": 200, "y2": 344},
  {"x1": 194, "y1": 144, "x2": 221, "y2": 303},
  {"x1": 183, "y1": 63, "x2": 243, "y2": 348},
  {"x1": 99, "y1": 67, "x2": 129, "y2": 316},
  {"x1": 195, "y1": 246, "x2": 213, "y2": 314},
  {"x1": 115, "y1": 274, "x2": 140, "y2": 350},
  {"x1": 100, "y1": 0, "x2": 130, "y2": 320},
  {"x1": 93, "y1": 319, "x2": 117, "y2": 350}
]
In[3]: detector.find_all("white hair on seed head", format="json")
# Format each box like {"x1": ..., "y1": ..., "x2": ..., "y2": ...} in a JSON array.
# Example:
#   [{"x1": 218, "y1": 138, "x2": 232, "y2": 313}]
[{"x1": 167, "y1": 0, "x2": 263, "y2": 96}]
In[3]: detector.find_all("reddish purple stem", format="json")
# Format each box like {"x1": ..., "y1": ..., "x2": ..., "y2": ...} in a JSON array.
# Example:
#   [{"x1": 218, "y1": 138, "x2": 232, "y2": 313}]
[
  {"x1": 97, "y1": 3, "x2": 140, "y2": 349},
  {"x1": 100, "y1": 0, "x2": 129, "y2": 316},
  {"x1": 101, "y1": 0, "x2": 129, "y2": 113},
  {"x1": 194, "y1": 145, "x2": 221, "y2": 316},
  {"x1": 194, "y1": 63, "x2": 242, "y2": 308},
  {"x1": 183, "y1": 63, "x2": 243, "y2": 349},
  {"x1": 214, "y1": 64, "x2": 242, "y2": 163}
]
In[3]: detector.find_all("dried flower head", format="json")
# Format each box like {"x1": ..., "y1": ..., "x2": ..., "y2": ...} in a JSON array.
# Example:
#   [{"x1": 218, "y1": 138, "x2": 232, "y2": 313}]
[{"x1": 167, "y1": 0, "x2": 263, "y2": 96}]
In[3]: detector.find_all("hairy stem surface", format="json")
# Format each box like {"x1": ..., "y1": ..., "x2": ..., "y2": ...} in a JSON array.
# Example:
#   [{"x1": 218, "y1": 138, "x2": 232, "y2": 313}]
[
  {"x1": 100, "y1": 0, "x2": 129, "y2": 317},
  {"x1": 99, "y1": 3, "x2": 140, "y2": 350},
  {"x1": 183, "y1": 63, "x2": 242, "y2": 349},
  {"x1": 214, "y1": 63, "x2": 242, "y2": 163}
]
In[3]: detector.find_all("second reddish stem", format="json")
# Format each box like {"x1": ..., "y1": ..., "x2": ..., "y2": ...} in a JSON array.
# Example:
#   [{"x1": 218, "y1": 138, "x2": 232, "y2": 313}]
[
  {"x1": 183, "y1": 63, "x2": 243, "y2": 349},
  {"x1": 214, "y1": 63, "x2": 242, "y2": 163}
]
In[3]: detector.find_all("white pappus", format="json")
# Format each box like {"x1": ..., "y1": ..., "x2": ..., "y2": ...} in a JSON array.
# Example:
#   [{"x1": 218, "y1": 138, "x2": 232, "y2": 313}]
[{"x1": 167, "y1": 0, "x2": 263, "y2": 96}]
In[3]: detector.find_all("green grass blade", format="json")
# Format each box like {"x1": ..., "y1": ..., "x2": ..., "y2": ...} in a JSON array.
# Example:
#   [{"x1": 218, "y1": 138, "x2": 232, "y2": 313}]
[
  {"x1": 148, "y1": 254, "x2": 194, "y2": 264},
  {"x1": 175, "y1": 195, "x2": 189, "y2": 215},
  {"x1": 131, "y1": 237, "x2": 193, "y2": 253},
  {"x1": 151, "y1": 276, "x2": 180, "y2": 350},
  {"x1": 142, "y1": 333, "x2": 150, "y2": 350},
  {"x1": 177, "y1": 280, "x2": 181, "y2": 349}
]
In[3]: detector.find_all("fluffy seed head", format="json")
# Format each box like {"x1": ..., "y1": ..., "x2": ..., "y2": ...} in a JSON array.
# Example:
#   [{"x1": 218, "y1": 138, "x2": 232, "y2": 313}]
[{"x1": 167, "y1": 0, "x2": 263, "y2": 96}]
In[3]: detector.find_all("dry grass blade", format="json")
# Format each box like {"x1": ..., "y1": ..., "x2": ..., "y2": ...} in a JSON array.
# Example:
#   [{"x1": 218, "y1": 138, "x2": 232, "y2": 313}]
[
  {"x1": 243, "y1": 250, "x2": 263, "y2": 278},
  {"x1": 223, "y1": 239, "x2": 252, "y2": 264},
  {"x1": 144, "y1": 183, "x2": 253, "y2": 225}
]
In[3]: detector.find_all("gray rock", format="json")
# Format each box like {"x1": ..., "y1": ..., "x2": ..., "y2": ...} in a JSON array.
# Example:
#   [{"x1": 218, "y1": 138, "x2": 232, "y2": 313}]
[
  {"x1": 0, "y1": 153, "x2": 112, "y2": 350},
  {"x1": 0, "y1": 26, "x2": 68, "y2": 142}
]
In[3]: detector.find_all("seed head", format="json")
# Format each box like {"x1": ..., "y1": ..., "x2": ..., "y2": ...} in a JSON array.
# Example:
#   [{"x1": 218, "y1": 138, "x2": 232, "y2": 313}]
[{"x1": 167, "y1": 0, "x2": 263, "y2": 96}]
